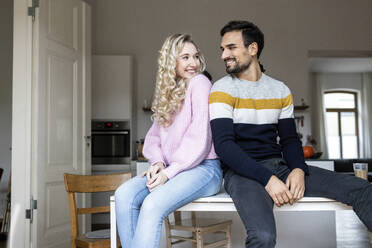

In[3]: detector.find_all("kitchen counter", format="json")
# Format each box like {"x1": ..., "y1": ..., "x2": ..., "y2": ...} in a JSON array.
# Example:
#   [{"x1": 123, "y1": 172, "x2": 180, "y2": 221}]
[
  {"x1": 313, "y1": 158, "x2": 372, "y2": 182},
  {"x1": 92, "y1": 163, "x2": 132, "y2": 172}
]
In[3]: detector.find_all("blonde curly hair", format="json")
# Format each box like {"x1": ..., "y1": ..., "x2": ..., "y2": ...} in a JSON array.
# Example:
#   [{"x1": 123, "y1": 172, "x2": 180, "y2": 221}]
[{"x1": 151, "y1": 34, "x2": 206, "y2": 127}]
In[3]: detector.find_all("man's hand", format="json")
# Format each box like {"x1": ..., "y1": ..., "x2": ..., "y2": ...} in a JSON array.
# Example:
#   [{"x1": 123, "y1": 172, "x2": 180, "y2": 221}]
[
  {"x1": 146, "y1": 171, "x2": 168, "y2": 192},
  {"x1": 265, "y1": 175, "x2": 293, "y2": 207},
  {"x1": 285, "y1": 168, "x2": 305, "y2": 204},
  {"x1": 141, "y1": 162, "x2": 165, "y2": 181}
]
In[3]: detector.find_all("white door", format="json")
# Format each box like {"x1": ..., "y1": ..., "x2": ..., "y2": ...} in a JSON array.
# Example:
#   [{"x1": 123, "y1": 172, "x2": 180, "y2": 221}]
[{"x1": 31, "y1": 1, "x2": 91, "y2": 248}]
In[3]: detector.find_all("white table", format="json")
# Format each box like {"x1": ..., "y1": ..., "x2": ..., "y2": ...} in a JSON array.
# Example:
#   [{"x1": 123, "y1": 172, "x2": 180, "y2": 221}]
[
  {"x1": 177, "y1": 191, "x2": 351, "y2": 212},
  {"x1": 110, "y1": 192, "x2": 352, "y2": 248},
  {"x1": 111, "y1": 160, "x2": 371, "y2": 247}
]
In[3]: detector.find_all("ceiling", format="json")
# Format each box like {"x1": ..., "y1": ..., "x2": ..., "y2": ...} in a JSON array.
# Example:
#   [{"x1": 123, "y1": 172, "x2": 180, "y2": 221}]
[{"x1": 308, "y1": 58, "x2": 372, "y2": 73}]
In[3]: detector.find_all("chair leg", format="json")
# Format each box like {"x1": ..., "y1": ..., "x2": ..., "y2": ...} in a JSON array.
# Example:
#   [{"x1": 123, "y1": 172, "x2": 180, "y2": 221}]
[
  {"x1": 192, "y1": 212, "x2": 197, "y2": 248},
  {"x1": 110, "y1": 195, "x2": 118, "y2": 248},
  {"x1": 164, "y1": 217, "x2": 172, "y2": 248},
  {"x1": 196, "y1": 230, "x2": 204, "y2": 248},
  {"x1": 192, "y1": 232, "x2": 197, "y2": 248},
  {"x1": 226, "y1": 224, "x2": 232, "y2": 248}
]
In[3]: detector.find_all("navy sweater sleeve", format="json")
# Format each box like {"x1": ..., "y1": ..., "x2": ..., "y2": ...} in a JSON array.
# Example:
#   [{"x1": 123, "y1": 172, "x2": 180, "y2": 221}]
[
  {"x1": 278, "y1": 118, "x2": 309, "y2": 174},
  {"x1": 277, "y1": 86, "x2": 309, "y2": 174},
  {"x1": 211, "y1": 118, "x2": 273, "y2": 186}
]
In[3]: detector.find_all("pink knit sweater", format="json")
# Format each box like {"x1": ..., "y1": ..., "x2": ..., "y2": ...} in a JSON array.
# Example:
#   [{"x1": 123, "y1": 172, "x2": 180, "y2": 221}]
[{"x1": 143, "y1": 74, "x2": 217, "y2": 179}]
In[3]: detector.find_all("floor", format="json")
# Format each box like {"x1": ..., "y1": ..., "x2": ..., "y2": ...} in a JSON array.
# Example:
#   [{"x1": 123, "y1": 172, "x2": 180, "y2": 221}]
[
  {"x1": 336, "y1": 211, "x2": 371, "y2": 248},
  {"x1": 0, "y1": 215, "x2": 370, "y2": 248}
]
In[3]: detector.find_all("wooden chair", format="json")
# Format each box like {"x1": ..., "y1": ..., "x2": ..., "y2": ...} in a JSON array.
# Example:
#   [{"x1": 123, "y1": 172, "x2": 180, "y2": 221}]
[
  {"x1": 64, "y1": 172, "x2": 131, "y2": 248},
  {"x1": 164, "y1": 211, "x2": 232, "y2": 248}
]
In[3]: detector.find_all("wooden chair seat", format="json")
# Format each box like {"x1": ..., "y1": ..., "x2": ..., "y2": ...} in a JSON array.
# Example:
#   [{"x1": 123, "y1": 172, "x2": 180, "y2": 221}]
[
  {"x1": 75, "y1": 235, "x2": 110, "y2": 248},
  {"x1": 75, "y1": 231, "x2": 123, "y2": 248}
]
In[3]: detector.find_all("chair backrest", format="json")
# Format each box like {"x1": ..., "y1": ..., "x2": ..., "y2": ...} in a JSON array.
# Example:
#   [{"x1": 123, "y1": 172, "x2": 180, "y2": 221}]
[
  {"x1": 64, "y1": 172, "x2": 131, "y2": 243},
  {"x1": 64, "y1": 172, "x2": 131, "y2": 193}
]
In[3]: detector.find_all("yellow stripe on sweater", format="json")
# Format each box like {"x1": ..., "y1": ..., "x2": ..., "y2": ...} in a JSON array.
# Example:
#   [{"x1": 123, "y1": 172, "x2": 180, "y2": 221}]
[
  {"x1": 209, "y1": 92, "x2": 235, "y2": 107},
  {"x1": 209, "y1": 92, "x2": 293, "y2": 110}
]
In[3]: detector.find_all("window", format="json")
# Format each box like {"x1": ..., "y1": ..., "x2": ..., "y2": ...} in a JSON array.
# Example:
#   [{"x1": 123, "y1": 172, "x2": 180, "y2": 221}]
[{"x1": 324, "y1": 91, "x2": 359, "y2": 159}]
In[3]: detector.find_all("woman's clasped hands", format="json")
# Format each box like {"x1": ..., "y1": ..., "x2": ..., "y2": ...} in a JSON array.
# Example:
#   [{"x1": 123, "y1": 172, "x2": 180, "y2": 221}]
[{"x1": 141, "y1": 162, "x2": 168, "y2": 192}]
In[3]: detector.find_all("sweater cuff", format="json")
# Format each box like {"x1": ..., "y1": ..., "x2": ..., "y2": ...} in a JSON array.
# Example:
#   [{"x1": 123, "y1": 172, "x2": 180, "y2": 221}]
[
  {"x1": 149, "y1": 159, "x2": 166, "y2": 167},
  {"x1": 162, "y1": 162, "x2": 180, "y2": 179},
  {"x1": 290, "y1": 163, "x2": 309, "y2": 175},
  {"x1": 259, "y1": 168, "x2": 274, "y2": 186}
]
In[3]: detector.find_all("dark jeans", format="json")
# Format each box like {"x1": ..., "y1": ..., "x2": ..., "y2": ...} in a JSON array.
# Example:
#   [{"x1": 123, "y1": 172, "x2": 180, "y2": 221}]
[{"x1": 223, "y1": 158, "x2": 372, "y2": 248}]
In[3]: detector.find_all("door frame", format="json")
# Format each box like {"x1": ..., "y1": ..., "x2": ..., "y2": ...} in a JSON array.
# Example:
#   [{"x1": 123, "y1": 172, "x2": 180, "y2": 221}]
[{"x1": 11, "y1": 0, "x2": 33, "y2": 247}]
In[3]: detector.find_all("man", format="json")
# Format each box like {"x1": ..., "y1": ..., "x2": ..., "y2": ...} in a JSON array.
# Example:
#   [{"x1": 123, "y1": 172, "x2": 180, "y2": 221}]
[{"x1": 209, "y1": 20, "x2": 372, "y2": 248}]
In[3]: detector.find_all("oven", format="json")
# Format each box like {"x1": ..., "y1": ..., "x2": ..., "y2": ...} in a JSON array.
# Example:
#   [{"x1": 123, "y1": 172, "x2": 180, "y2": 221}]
[{"x1": 91, "y1": 120, "x2": 130, "y2": 164}]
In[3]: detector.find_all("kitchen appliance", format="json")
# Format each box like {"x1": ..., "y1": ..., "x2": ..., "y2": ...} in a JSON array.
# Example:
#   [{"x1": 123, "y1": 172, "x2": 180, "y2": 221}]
[{"x1": 91, "y1": 120, "x2": 130, "y2": 164}]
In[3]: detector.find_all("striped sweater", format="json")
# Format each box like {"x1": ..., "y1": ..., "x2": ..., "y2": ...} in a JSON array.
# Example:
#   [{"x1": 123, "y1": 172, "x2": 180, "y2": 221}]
[{"x1": 209, "y1": 73, "x2": 308, "y2": 186}]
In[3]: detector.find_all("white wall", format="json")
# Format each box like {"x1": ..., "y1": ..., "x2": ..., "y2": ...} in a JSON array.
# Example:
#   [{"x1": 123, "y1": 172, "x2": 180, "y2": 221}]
[
  {"x1": 0, "y1": 0, "x2": 13, "y2": 218},
  {"x1": 92, "y1": 55, "x2": 133, "y2": 120},
  {"x1": 89, "y1": 0, "x2": 372, "y2": 140},
  {"x1": 320, "y1": 73, "x2": 362, "y2": 92}
]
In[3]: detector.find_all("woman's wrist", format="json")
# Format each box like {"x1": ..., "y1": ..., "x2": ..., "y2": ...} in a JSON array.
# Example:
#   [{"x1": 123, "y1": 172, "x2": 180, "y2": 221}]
[{"x1": 152, "y1": 162, "x2": 165, "y2": 170}]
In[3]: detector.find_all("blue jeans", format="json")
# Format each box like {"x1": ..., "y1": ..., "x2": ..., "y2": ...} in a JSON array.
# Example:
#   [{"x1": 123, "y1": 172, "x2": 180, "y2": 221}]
[
  {"x1": 223, "y1": 158, "x2": 372, "y2": 248},
  {"x1": 115, "y1": 159, "x2": 222, "y2": 248}
]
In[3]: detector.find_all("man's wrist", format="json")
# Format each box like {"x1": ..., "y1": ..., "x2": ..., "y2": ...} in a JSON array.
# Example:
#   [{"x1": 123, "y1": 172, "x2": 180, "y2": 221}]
[{"x1": 291, "y1": 168, "x2": 305, "y2": 174}]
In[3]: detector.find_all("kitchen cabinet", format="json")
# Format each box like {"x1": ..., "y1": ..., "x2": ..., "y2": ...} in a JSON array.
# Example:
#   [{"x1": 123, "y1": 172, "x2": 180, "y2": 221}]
[
  {"x1": 92, "y1": 55, "x2": 133, "y2": 120},
  {"x1": 91, "y1": 55, "x2": 134, "y2": 228}
]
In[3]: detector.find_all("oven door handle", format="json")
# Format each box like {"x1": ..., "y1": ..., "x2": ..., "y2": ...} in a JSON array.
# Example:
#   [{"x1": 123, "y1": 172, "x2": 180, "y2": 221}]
[{"x1": 92, "y1": 131, "x2": 129, "y2": 134}]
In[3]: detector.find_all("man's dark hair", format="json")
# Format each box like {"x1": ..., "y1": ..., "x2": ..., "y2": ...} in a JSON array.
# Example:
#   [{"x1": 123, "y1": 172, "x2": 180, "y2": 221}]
[
  {"x1": 202, "y1": 70, "x2": 212, "y2": 81},
  {"x1": 220, "y1": 20, "x2": 265, "y2": 58}
]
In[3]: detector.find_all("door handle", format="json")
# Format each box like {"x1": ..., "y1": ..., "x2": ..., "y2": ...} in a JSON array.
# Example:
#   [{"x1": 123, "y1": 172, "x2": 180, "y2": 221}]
[{"x1": 84, "y1": 136, "x2": 91, "y2": 147}]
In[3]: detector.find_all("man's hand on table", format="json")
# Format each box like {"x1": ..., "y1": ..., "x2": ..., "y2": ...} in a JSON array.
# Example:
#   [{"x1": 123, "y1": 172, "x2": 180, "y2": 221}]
[
  {"x1": 265, "y1": 175, "x2": 293, "y2": 207},
  {"x1": 285, "y1": 168, "x2": 305, "y2": 205}
]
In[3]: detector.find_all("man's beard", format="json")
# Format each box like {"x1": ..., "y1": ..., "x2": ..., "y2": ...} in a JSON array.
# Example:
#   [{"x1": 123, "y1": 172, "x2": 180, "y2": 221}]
[{"x1": 225, "y1": 59, "x2": 251, "y2": 76}]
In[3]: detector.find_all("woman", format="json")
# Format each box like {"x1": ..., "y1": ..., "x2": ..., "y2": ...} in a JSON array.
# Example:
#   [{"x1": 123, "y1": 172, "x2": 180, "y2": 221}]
[{"x1": 115, "y1": 34, "x2": 222, "y2": 248}]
